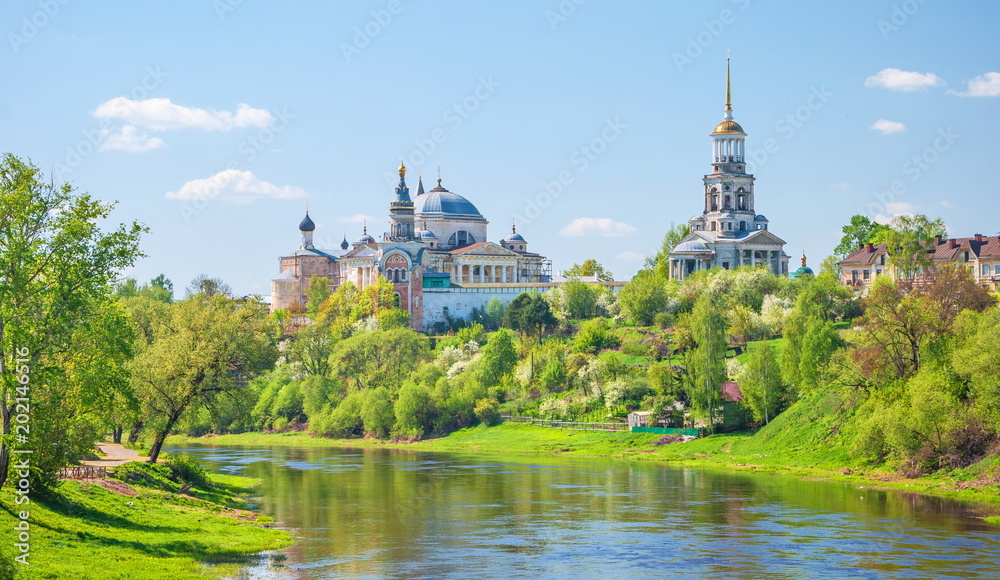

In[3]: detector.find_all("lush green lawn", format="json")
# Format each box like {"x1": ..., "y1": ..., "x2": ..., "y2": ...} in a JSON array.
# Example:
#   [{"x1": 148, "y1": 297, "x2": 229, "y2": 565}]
[{"x1": 0, "y1": 471, "x2": 291, "y2": 579}]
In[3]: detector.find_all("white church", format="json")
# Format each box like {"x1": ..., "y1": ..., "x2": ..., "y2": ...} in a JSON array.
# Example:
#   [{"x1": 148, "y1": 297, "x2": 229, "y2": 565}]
[{"x1": 668, "y1": 59, "x2": 790, "y2": 279}]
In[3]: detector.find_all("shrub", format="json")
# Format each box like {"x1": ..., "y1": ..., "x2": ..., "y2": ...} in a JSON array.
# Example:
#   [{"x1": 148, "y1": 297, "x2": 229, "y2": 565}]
[{"x1": 167, "y1": 455, "x2": 211, "y2": 488}]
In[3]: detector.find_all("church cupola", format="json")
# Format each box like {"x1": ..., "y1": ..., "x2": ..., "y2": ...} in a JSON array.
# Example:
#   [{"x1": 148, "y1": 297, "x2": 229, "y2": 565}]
[
  {"x1": 341, "y1": 231, "x2": 349, "y2": 250},
  {"x1": 711, "y1": 56, "x2": 747, "y2": 174},
  {"x1": 501, "y1": 223, "x2": 527, "y2": 253},
  {"x1": 299, "y1": 208, "x2": 315, "y2": 249},
  {"x1": 388, "y1": 161, "x2": 416, "y2": 241}
]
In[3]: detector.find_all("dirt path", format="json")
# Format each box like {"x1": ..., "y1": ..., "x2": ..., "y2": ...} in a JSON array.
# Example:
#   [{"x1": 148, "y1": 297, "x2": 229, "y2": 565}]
[{"x1": 80, "y1": 442, "x2": 149, "y2": 467}]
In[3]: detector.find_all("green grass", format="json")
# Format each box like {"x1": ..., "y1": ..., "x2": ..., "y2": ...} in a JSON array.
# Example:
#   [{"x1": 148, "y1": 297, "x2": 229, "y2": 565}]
[{"x1": 0, "y1": 470, "x2": 291, "y2": 579}]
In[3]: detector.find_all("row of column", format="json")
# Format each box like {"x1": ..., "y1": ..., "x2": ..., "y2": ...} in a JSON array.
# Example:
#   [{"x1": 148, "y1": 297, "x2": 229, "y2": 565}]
[
  {"x1": 668, "y1": 249, "x2": 781, "y2": 280},
  {"x1": 452, "y1": 263, "x2": 516, "y2": 284},
  {"x1": 713, "y1": 137, "x2": 744, "y2": 163}
]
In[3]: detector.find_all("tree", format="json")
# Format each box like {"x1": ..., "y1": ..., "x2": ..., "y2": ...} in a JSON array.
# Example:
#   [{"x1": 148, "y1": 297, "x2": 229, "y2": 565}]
[
  {"x1": 686, "y1": 294, "x2": 726, "y2": 433},
  {"x1": 618, "y1": 269, "x2": 669, "y2": 325},
  {"x1": 881, "y1": 214, "x2": 947, "y2": 281},
  {"x1": 834, "y1": 215, "x2": 890, "y2": 257},
  {"x1": 565, "y1": 259, "x2": 613, "y2": 281},
  {"x1": 328, "y1": 328, "x2": 430, "y2": 392},
  {"x1": 562, "y1": 280, "x2": 601, "y2": 319},
  {"x1": 736, "y1": 344, "x2": 785, "y2": 424},
  {"x1": 798, "y1": 318, "x2": 844, "y2": 392},
  {"x1": 306, "y1": 276, "x2": 333, "y2": 319},
  {"x1": 504, "y1": 292, "x2": 557, "y2": 342},
  {"x1": 483, "y1": 297, "x2": 506, "y2": 331},
  {"x1": 572, "y1": 317, "x2": 619, "y2": 354},
  {"x1": 186, "y1": 274, "x2": 232, "y2": 298},
  {"x1": 645, "y1": 222, "x2": 691, "y2": 277},
  {"x1": 475, "y1": 330, "x2": 517, "y2": 387},
  {"x1": 130, "y1": 294, "x2": 277, "y2": 463},
  {"x1": 0, "y1": 154, "x2": 145, "y2": 489}
]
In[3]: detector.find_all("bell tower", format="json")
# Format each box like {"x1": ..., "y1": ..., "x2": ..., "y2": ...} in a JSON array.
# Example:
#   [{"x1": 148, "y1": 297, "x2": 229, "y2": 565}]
[
  {"x1": 697, "y1": 55, "x2": 756, "y2": 237},
  {"x1": 388, "y1": 161, "x2": 415, "y2": 241}
]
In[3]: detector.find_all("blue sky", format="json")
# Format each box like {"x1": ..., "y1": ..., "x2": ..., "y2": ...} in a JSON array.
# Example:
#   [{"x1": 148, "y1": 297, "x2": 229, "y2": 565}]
[{"x1": 2, "y1": 1, "x2": 998, "y2": 296}]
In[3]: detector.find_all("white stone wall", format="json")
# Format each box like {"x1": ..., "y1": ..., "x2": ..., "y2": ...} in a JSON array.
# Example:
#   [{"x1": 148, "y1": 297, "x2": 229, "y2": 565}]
[{"x1": 421, "y1": 286, "x2": 551, "y2": 329}]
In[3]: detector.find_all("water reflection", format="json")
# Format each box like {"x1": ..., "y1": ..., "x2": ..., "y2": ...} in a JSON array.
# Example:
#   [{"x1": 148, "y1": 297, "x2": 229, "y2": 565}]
[{"x1": 167, "y1": 445, "x2": 1000, "y2": 579}]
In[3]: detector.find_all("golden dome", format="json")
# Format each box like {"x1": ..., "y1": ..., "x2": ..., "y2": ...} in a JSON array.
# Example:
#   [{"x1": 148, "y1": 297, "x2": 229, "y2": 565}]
[
  {"x1": 713, "y1": 120, "x2": 746, "y2": 134},
  {"x1": 398, "y1": 161, "x2": 406, "y2": 178}
]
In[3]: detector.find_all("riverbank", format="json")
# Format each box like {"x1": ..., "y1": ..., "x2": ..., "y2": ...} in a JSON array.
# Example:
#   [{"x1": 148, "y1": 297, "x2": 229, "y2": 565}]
[
  {"x1": 0, "y1": 468, "x2": 292, "y2": 579},
  {"x1": 166, "y1": 421, "x2": 1000, "y2": 514}
]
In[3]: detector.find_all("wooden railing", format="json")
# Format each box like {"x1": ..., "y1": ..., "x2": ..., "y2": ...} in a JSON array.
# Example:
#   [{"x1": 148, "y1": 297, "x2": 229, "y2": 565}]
[
  {"x1": 501, "y1": 415, "x2": 628, "y2": 431},
  {"x1": 58, "y1": 466, "x2": 111, "y2": 480}
]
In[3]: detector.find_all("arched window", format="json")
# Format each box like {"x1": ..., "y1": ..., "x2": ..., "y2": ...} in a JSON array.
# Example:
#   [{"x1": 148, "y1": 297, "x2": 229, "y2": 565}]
[
  {"x1": 739, "y1": 221, "x2": 746, "y2": 231},
  {"x1": 447, "y1": 231, "x2": 476, "y2": 248},
  {"x1": 711, "y1": 222, "x2": 717, "y2": 231}
]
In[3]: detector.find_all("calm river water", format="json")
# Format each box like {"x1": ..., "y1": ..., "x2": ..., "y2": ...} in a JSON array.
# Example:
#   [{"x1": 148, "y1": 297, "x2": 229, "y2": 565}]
[{"x1": 165, "y1": 444, "x2": 1000, "y2": 579}]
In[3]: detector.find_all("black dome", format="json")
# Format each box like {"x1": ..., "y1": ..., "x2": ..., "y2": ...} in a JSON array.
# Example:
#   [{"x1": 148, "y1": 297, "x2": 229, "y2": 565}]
[{"x1": 299, "y1": 212, "x2": 315, "y2": 232}]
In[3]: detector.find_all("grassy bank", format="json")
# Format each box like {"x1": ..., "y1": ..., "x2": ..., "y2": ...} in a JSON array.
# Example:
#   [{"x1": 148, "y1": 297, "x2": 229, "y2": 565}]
[
  {"x1": 0, "y1": 469, "x2": 292, "y2": 579},
  {"x1": 166, "y1": 391, "x2": 1000, "y2": 513}
]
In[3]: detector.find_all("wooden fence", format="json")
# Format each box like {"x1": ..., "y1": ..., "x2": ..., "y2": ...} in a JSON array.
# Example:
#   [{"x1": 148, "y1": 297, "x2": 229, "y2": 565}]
[
  {"x1": 58, "y1": 466, "x2": 111, "y2": 480},
  {"x1": 501, "y1": 415, "x2": 628, "y2": 432}
]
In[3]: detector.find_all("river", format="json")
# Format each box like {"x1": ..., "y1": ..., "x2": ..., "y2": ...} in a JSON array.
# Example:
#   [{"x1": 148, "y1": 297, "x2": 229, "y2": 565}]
[{"x1": 165, "y1": 444, "x2": 1000, "y2": 579}]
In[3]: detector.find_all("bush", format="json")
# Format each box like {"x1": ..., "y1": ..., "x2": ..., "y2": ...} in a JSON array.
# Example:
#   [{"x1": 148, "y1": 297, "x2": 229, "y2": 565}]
[
  {"x1": 115, "y1": 461, "x2": 178, "y2": 492},
  {"x1": 167, "y1": 455, "x2": 211, "y2": 488},
  {"x1": 474, "y1": 397, "x2": 501, "y2": 426},
  {"x1": 653, "y1": 312, "x2": 673, "y2": 330}
]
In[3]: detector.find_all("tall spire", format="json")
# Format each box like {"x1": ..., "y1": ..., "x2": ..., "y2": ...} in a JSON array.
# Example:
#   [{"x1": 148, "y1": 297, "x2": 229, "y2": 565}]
[
  {"x1": 416, "y1": 171, "x2": 425, "y2": 196},
  {"x1": 724, "y1": 52, "x2": 733, "y2": 121}
]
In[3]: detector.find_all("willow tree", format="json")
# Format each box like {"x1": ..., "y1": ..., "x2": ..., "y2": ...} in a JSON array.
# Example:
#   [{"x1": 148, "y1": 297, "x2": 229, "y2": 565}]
[
  {"x1": 0, "y1": 154, "x2": 144, "y2": 489},
  {"x1": 686, "y1": 294, "x2": 726, "y2": 433},
  {"x1": 130, "y1": 293, "x2": 277, "y2": 463}
]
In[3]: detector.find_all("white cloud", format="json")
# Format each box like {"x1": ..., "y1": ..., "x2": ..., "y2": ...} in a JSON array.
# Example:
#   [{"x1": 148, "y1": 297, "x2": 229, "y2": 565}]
[
  {"x1": 339, "y1": 213, "x2": 374, "y2": 224},
  {"x1": 865, "y1": 68, "x2": 944, "y2": 92},
  {"x1": 873, "y1": 201, "x2": 916, "y2": 224},
  {"x1": 93, "y1": 97, "x2": 273, "y2": 131},
  {"x1": 940, "y1": 200, "x2": 954, "y2": 208},
  {"x1": 560, "y1": 217, "x2": 637, "y2": 237},
  {"x1": 832, "y1": 182, "x2": 850, "y2": 190},
  {"x1": 870, "y1": 119, "x2": 906, "y2": 134},
  {"x1": 947, "y1": 72, "x2": 1000, "y2": 97},
  {"x1": 617, "y1": 251, "x2": 646, "y2": 261},
  {"x1": 100, "y1": 125, "x2": 167, "y2": 152},
  {"x1": 165, "y1": 170, "x2": 307, "y2": 204}
]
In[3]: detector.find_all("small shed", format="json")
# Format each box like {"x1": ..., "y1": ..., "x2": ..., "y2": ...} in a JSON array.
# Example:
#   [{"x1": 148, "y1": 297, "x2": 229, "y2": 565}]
[
  {"x1": 720, "y1": 382, "x2": 746, "y2": 428},
  {"x1": 628, "y1": 411, "x2": 657, "y2": 428}
]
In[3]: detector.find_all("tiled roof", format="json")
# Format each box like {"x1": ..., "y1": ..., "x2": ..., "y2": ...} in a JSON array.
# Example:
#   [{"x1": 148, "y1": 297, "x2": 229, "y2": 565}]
[
  {"x1": 721, "y1": 382, "x2": 743, "y2": 402},
  {"x1": 839, "y1": 235, "x2": 1000, "y2": 267},
  {"x1": 839, "y1": 243, "x2": 886, "y2": 266}
]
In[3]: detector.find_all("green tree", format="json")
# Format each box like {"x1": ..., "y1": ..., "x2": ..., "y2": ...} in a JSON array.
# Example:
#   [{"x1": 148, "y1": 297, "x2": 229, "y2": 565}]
[
  {"x1": 736, "y1": 344, "x2": 784, "y2": 424},
  {"x1": 475, "y1": 330, "x2": 517, "y2": 387},
  {"x1": 329, "y1": 327, "x2": 430, "y2": 391},
  {"x1": 503, "y1": 292, "x2": 557, "y2": 342},
  {"x1": 306, "y1": 276, "x2": 333, "y2": 319},
  {"x1": 393, "y1": 382, "x2": 437, "y2": 439},
  {"x1": 572, "y1": 317, "x2": 619, "y2": 354},
  {"x1": 686, "y1": 294, "x2": 726, "y2": 433},
  {"x1": 130, "y1": 294, "x2": 277, "y2": 463},
  {"x1": 881, "y1": 214, "x2": 947, "y2": 281},
  {"x1": 360, "y1": 387, "x2": 395, "y2": 438},
  {"x1": 798, "y1": 318, "x2": 844, "y2": 392},
  {"x1": 645, "y1": 222, "x2": 691, "y2": 277},
  {"x1": 617, "y1": 269, "x2": 669, "y2": 325},
  {"x1": 565, "y1": 259, "x2": 613, "y2": 280},
  {"x1": 562, "y1": 280, "x2": 602, "y2": 319},
  {"x1": 0, "y1": 154, "x2": 145, "y2": 489},
  {"x1": 834, "y1": 215, "x2": 890, "y2": 257},
  {"x1": 952, "y1": 307, "x2": 1000, "y2": 431}
]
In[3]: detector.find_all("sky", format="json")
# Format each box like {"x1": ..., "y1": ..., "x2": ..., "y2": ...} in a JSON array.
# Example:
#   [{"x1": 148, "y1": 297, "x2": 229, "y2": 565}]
[{"x1": 2, "y1": 0, "x2": 998, "y2": 297}]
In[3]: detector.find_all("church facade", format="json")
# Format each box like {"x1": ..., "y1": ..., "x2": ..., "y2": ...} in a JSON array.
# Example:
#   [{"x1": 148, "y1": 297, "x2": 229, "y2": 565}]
[
  {"x1": 668, "y1": 59, "x2": 789, "y2": 280},
  {"x1": 270, "y1": 165, "x2": 560, "y2": 332}
]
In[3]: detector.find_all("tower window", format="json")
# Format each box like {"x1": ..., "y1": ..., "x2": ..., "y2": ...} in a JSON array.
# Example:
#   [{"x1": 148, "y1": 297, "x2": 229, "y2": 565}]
[
  {"x1": 711, "y1": 222, "x2": 717, "y2": 231},
  {"x1": 447, "y1": 231, "x2": 476, "y2": 248},
  {"x1": 739, "y1": 221, "x2": 746, "y2": 231}
]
